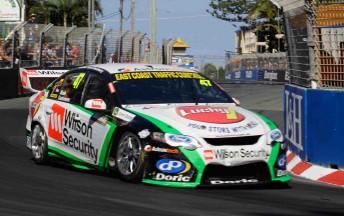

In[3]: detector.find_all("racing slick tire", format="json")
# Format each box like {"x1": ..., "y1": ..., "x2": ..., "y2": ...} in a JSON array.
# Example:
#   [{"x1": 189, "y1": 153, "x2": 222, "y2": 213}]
[
  {"x1": 31, "y1": 124, "x2": 49, "y2": 164},
  {"x1": 115, "y1": 132, "x2": 144, "y2": 183}
]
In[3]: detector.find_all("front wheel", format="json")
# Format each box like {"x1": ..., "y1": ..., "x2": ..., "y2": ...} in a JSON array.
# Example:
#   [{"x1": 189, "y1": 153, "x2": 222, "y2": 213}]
[
  {"x1": 115, "y1": 132, "x2": 144, "y2": 183},
  {"x1": 31, "y1": 124, "x2": 49, "y2": 164}
]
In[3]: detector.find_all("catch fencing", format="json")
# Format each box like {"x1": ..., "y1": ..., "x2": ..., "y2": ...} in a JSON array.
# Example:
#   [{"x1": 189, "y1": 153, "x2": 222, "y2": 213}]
[
  {"x1": 282, "y1": 0, "x2": 344, "y2": 170},
  {"x1": 0, "y1": 22, "x2": 148, "y2": 70},
  {"x1": 225, "y1": 52, "x2": 288, "y2": 82},
  {"x1": 284, "y1": 0, "x2": 344, "y2": 89}
]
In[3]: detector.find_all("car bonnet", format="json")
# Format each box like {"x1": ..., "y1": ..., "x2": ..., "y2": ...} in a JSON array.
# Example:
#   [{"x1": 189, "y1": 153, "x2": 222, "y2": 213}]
[{"x1": 126, "y1": 104, "x2": 270, "y2": 138}]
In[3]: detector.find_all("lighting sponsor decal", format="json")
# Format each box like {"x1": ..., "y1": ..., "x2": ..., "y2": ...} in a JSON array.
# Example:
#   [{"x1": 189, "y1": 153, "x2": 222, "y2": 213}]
[
  {"x1": 187, "y1": 121, "x2": 258, "y2": 134},
  {"x1": 203, "y1": 148, "x2": 268, "y2": 160},
  {"x1": 210, "y1": 179, "x2": 258, "y2": 184},
  {"x1": 176, "y1": 106, "x2": 245, "y2": 124},
  {"x1": 144, "y1": 145, "x2": 179, "y2": 154},
  {"x1": 114, "y1": 71, "x2": 203, "y2": 81},
  {"x1": 48, "y1": 103, "x2": 99, "y2": 163},
  {"x1": 156, "y1": 159, "x2": 191, "y2": 174},
  {"x1": 112, "y1": 107, "x2": 136, "y2": 122}
]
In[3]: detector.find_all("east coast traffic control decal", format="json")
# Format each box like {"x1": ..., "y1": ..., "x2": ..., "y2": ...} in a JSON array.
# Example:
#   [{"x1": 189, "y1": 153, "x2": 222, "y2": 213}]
[{"x1": 113, "y1": 71, "x2": 204, "y2": 81}]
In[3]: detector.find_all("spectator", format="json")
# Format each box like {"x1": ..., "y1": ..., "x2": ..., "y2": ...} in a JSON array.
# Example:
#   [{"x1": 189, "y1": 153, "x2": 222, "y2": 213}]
[
  {"x1": 0, "y1": 39, "x2": 11, "y2": 62},
  {"x1": 28, "y1": 13, "x2": 38, "y2": 24},
  {"x1": 71, "y1": 44, "x2": 80, "y2": 65}
]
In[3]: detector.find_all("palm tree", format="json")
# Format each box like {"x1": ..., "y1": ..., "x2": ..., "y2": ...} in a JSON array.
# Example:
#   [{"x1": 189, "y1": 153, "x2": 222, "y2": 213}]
[
  {"x1": 48, "y1": 0, "x2": 77, "y2": 27},
  {"x1": 28, "y1": 0, "x2": 103, "y2": 27}
]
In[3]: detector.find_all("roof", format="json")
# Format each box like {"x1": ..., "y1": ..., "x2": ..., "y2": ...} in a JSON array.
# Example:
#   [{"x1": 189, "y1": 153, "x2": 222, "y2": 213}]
[
  {"x1": 172, "y1": 38, "x2": 190, "y2": 48},
  {"x1": 86, "y1": 63, "x2": 196, "y2": 74}
]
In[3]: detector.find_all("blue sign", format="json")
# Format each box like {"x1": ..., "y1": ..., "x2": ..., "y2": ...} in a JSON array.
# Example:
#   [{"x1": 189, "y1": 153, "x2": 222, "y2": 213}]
[{"x1": 156, "y1": 159, "x2": 186, "y2": 174}]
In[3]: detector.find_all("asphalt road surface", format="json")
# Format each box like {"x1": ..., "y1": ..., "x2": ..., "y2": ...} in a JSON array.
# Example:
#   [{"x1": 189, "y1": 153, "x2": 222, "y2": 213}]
[{"x1": 0, "y1": 84, "x2": 343, "y2": 216}]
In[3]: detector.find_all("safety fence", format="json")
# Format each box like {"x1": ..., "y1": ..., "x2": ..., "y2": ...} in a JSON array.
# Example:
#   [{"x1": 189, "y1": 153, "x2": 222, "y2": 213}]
[
  {"x1": 0, "y1": 22, "x2": 149, "y2": 69},
  {"x1": 284, "y1": 0, "x2": 344, "y2": 89},
  {"x1": 282, "y1": 0, "x2": 344, "y2": 170}
]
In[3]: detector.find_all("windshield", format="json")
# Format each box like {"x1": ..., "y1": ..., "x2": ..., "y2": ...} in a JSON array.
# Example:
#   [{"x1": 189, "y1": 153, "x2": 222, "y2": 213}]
[{"x1": 113, "y1": 71, "x2": 234, "y2": 105}]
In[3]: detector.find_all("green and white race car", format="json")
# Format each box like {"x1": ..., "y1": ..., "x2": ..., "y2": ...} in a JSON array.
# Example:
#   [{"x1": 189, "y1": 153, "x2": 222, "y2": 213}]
[{"x1": 22, "y1": 63, "x2": 291, "y2": 188}]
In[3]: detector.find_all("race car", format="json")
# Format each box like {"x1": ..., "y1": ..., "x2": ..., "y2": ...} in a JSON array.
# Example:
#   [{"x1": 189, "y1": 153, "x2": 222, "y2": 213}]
[{"x1": 22, "y1": 63, "x2": 291, "y2": 188}]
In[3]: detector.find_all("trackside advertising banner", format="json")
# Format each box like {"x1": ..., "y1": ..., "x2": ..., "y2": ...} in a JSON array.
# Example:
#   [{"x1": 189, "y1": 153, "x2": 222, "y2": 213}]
[
  {"x1": 226, "y1": 70, "x2": 287, "y2": 82},
  {"x1": 284, "y1": 84, "x2": 344, "y2": 169},
  {"x1": 225, "y1": 70, "x2": 262, "y2": 80}
]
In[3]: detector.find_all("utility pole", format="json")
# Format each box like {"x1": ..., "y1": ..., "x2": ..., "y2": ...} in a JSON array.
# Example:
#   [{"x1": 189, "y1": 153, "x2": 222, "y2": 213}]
[
  {"x1": 150, "y1": 0, "x2": 156, "y2": 64},
  {"x1": 119, "y1": 0, "x2": 124, "y2": 32},
  {"x1": 91, "y1": 0, "x2": 95, "y2": 28},
  {"x1": 131, "y1": 0, "x2": 135, "y2": 32},
  {"x1": 88, "y1": 0, "x2": 91, "y2": 28}
]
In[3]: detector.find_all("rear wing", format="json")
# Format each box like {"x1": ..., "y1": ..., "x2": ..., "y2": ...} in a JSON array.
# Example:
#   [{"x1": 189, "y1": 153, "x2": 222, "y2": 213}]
[{"x1": 19, "y1": 68, "x2": 68, "y2": 93}]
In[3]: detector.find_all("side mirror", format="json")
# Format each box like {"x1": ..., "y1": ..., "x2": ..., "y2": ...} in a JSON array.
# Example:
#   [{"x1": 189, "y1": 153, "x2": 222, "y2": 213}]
[
  {"x1": 232, "y1": 97, "x2": 241, "y2": 106},
  {"x1": 84, "y1": 99, "x2": 107, "y2": 110}
]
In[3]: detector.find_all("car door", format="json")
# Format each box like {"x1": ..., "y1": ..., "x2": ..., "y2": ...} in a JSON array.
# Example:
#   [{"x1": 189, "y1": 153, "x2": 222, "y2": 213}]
[{"x1": 43, "y1": 71, "x2": 116, "y2": 167}]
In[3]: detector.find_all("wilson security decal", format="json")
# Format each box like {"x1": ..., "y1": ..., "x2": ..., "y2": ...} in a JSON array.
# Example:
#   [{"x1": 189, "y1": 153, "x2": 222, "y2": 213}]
[{"x1": 47, "y1": 103, "x2": 109, "y2": 164}]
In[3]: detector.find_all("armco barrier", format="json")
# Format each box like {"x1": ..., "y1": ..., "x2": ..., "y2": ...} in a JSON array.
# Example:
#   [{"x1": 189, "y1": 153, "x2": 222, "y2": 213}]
[
  {"x1": 0, "y1": 69, "x2": 18, "y2": 100},
  {"x1": 284, "y1": 84, "x2": 344, "y2": 169}
]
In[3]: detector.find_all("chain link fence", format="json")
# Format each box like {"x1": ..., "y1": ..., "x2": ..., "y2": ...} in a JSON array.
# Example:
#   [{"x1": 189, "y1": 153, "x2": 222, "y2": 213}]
[
  {"x1": 0, "y1": 22, "x2": 148, "y2": 69},
  {"x1": 284, "y1": 0, "x2": 344, "y2": 89}
]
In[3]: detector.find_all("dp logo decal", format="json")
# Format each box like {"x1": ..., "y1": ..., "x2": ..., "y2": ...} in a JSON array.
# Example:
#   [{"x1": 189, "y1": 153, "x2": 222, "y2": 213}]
[{"x1": 156, "y1": 159, "x2": 191, "y2": 174}]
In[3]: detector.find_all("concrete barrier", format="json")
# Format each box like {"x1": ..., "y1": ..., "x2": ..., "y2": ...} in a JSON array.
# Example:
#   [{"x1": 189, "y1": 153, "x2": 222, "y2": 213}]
[{"x1": 284, "y1": 84, "x2": 344, "y2": 169}]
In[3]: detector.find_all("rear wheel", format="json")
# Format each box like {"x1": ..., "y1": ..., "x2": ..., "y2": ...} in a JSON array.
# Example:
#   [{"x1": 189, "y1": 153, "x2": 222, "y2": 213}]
[
  {"x1": 116, "y1": 132, "x2": 144, "y2": 183},
  {"x1": 31, "y1": 124, "x2": 49, "y2": 164}
]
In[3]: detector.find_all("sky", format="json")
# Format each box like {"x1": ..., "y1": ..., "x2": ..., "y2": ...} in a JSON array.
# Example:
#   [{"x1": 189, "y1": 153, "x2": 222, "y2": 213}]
[{"x1": 98, "y1": 0, "x2": 238, "y2": 67}]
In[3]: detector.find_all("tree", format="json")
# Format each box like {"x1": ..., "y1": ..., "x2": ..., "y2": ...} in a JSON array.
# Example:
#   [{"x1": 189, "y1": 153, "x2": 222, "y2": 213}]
[
  {"x1": 203, "y1": 63, "x2": 218, "y2": 78},
  {"x1": 27, "y1": 0, "x2": 103, "y2": 27},
  {"x1": 218, "y1": 67, "x2": 226, "y2": 79},
  {"x1": 207, "y1": 0, "x2": 285, "y2": 52},
  {"x1": 207, "y1": 0, "x2": 257, "y2": 25}
]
